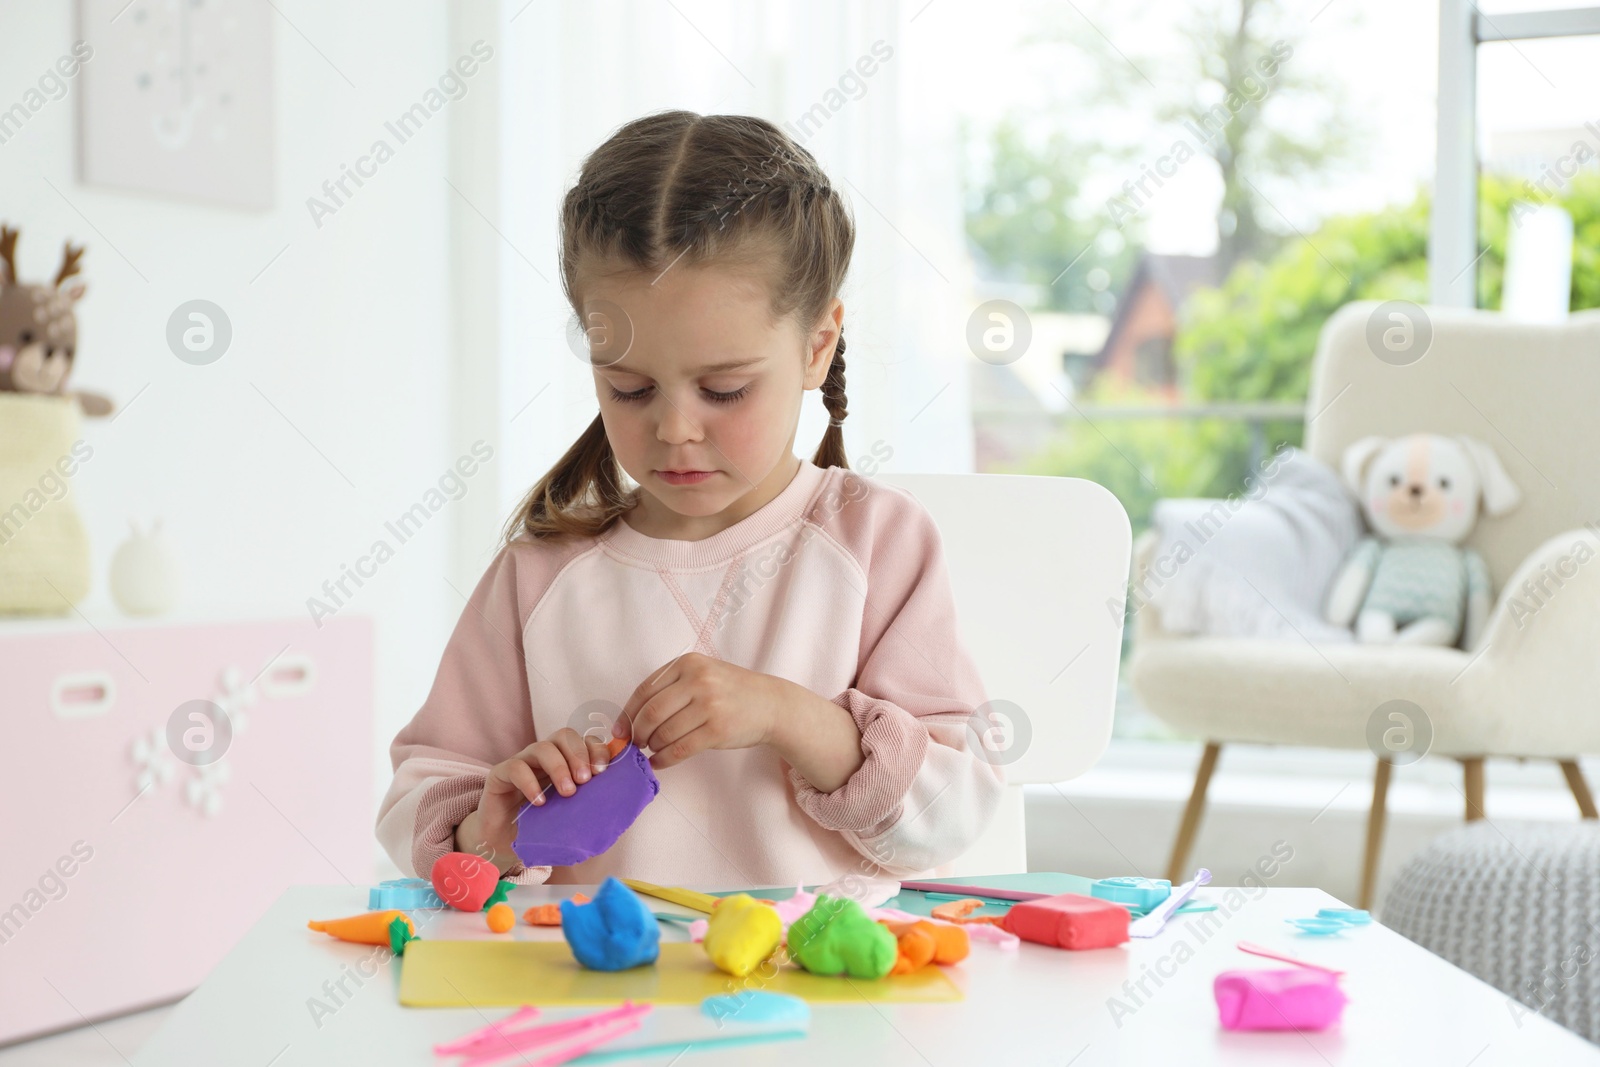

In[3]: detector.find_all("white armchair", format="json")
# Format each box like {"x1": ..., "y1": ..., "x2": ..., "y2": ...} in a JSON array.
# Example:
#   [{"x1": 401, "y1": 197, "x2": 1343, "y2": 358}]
[{"x1": 1129, "y1": 301, "x2": 1600, "y2": 908}]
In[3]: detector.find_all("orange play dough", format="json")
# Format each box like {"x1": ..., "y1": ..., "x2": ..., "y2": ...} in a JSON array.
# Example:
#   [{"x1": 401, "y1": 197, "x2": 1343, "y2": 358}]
[
  {"x1": 882, "y1": 918, "x2": 970, "y2": 973},
  {"x1": 523, "y1": 893, "x2": 591, "y2": 927},
  {"x1": 307, "y1": 909, "x2": 414, "y2": 946},
  {"x1": 930, "y1": 898, "x2": 1008, "y2": 926}
]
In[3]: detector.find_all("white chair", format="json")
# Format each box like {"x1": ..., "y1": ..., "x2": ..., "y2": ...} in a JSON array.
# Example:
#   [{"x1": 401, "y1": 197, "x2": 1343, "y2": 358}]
[
  {"x1": 879, "y1": 473, "x2": 1131, "y2": 875},
  {"x1": 1129, "y1": 301, "x2": 1600, "y2": 907}
]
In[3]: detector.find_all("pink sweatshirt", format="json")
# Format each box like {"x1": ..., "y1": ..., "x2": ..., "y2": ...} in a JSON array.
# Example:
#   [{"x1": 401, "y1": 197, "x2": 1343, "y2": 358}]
[{"x1": 375, "y1": 457, "x2": 1006, "y2": 887}]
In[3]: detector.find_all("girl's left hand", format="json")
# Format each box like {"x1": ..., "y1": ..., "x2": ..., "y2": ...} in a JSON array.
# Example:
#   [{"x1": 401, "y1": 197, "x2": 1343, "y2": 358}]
[{"x1": 615, "y1": 652, "x2": 794, "y2": 769}]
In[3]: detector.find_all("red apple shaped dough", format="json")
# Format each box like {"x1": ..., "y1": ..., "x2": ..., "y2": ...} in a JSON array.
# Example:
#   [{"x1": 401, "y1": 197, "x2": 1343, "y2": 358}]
[{"x1": 431, "y1": 852, "x2": 501, "y2": 912}]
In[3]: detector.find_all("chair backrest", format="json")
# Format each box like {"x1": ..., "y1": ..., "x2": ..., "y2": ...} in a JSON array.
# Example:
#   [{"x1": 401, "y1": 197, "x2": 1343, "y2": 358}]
[
  {"x1": 877, "y1": 473, "x2": 1131, "y2": 785},
  {"x1": 1306, "y1": 301, "x2": 1600, "y2": 588}
]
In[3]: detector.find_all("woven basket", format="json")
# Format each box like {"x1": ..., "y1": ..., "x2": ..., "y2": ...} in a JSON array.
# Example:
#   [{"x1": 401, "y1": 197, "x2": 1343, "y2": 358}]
[{"x1": 0, "y1": 393, "x2": 91, "y2": 614}]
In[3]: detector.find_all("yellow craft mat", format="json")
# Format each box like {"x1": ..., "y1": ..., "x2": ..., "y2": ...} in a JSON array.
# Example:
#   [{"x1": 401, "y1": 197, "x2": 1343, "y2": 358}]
[{"x1": 398, "y1": 941, "x2": 963, "y2": 1007}]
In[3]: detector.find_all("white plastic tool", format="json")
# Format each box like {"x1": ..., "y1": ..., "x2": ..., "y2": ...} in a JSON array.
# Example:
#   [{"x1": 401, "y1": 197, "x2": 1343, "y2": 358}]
[{"x1": 1128, "y1": 868, "x2": 1211, "y2": 938}]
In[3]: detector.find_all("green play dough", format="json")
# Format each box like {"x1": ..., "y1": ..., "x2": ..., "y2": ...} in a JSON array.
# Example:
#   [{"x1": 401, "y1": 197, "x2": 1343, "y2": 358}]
[{"x1": 785, "y1": 895, "x2": 897, "y2": 979}]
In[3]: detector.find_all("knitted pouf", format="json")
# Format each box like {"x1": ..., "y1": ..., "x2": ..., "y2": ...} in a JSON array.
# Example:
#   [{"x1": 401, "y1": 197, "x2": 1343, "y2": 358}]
[{"x1": 1382, "y1": 821, "x2": 1600, "y2": 1043}]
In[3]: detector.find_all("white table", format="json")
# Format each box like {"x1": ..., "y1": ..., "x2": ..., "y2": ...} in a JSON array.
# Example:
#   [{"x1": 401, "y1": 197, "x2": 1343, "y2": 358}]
[{"x1": 131, "y1": 884, "x2": 1600, "y2": 1066}]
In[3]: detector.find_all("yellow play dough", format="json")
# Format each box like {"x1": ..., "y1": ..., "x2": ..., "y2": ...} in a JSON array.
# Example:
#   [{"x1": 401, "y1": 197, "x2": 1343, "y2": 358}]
[{"x1": 702, "y1": 894, "x2": 782, "y2": 978}]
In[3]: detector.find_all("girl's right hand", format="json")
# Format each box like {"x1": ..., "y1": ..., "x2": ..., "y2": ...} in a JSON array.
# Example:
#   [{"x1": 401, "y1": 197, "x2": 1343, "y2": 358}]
[{"x1": 455, "y1": 728, "x2": 614, "y2": 866}]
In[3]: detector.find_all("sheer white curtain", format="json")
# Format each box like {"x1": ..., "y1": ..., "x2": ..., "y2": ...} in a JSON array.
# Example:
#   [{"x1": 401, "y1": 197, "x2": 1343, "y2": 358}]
[{"x1": 451, "y1": 0, "x2": 976, "y2": 572}]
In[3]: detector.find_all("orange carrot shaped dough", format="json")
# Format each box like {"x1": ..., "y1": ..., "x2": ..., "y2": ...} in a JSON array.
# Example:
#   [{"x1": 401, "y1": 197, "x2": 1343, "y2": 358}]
[{"x1": 307, "y1": 909, "x2": 417, "y2": 953}]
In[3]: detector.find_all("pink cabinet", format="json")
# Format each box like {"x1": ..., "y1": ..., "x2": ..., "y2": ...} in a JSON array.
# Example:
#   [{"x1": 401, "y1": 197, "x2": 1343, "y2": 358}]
[{"x1": 0, "y1": 614, "x2": 374, "y2": 1046}]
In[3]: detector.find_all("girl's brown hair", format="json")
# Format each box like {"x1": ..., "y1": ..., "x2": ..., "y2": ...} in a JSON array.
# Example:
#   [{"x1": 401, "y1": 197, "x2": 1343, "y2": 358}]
[{"x1": 503, "y1": 110, "x2": 856, "y2": 545}]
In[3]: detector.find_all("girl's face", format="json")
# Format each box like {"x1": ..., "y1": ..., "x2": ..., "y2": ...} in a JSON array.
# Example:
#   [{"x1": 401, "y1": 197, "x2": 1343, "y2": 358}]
[{"x1": 579, "y1": 260, "x2": 841, "y2": 539}]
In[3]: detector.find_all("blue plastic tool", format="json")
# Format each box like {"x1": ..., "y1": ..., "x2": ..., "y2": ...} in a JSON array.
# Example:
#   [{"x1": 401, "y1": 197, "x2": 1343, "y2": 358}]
[
  {"x1": 368, "y1": 877, "x2": 445, "y2": 910},
  {"x1": 1317, "y1": 908, "x2": 1371, "y2": 925},
  {"x1": 1091, "y1": 876, "x2": 1172, "y2": 913},
  {"x1": 701, "y1": 991, "x2": 811, "y2": 1025}
]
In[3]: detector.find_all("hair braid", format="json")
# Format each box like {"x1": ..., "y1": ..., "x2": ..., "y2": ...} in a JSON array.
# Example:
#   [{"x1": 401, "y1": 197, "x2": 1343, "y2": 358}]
[{"x1": 813, "y1": 327, "x2": 849, "y2": 469}]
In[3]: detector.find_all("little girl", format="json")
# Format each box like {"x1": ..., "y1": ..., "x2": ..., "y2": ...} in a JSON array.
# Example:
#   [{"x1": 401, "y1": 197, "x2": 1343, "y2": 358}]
[{"x1": 376, "y1": 110, "x2": 1004, "y2": 889}]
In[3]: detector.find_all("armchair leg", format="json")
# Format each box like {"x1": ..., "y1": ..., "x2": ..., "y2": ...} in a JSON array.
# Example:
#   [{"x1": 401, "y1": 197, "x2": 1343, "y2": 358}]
[
  {"x1": 1558, "y1": 760, "x2": 1598, "y2": 819},
  {"x1": 1461, "y1": 757, "x2": 1486, "y2": 821},
  {"x1": 1166, "y1": 742, "x2": 1221, "y2": 883},
  {"x1": 1359, "y1": 758, "x2": 1393, "y2": 912}
]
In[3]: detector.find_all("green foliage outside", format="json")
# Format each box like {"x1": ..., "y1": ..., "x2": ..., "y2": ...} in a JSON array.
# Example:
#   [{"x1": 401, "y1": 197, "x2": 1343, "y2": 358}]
[
  {"x1": 1003, "y1": 173, "x2": 1600, "y2": 534},
  {"x1": 961, "y1": 115, "x2": 1141, "y2": 315}
]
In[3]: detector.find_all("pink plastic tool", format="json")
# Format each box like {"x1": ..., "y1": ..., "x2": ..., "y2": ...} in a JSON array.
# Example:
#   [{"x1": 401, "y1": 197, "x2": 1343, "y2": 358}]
[
  {"x1": 1236, "y1": 940, "x2": 1345, "y2": 976},
  {"x1": 436, "y1": 1002, "x2": 652, "y2": 1067},
  {"x1": 434, "y1": 1005, "x2": 540, "y2": 1054},
  {"x1": 463, "y1": 1016, "x2": 643, "y2": 1067},
  {"x1": 1214, "y1": 940, "x2": 1347, "y2": 1032}
]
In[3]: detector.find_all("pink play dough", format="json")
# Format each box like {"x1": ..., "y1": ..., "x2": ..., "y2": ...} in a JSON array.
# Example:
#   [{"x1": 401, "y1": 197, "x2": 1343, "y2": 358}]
[{"x1": 1214, "y1": 967, "x2": 1347, "y2": 1031}]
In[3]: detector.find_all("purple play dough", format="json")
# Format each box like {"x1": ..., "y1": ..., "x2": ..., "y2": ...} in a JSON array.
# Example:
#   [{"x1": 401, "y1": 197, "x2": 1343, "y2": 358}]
[{"x1": 512, "y1": 744, "x2": 660, "y2": 867}]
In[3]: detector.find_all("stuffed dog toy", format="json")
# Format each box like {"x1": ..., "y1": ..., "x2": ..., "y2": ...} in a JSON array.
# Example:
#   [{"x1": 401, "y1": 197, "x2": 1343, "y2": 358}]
[{"x1": 1325, "y1": 434, "x2": 1521, "y2": 648}]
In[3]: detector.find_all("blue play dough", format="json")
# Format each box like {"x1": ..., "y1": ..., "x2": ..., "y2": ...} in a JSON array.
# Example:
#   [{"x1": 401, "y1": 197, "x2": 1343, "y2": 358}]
[
  {"x1": 561, "y1": 877, "x2": 661, "y2": 971},
  {"x1": 701, "y1": 991, "x2": 811, "y2": 1026}
]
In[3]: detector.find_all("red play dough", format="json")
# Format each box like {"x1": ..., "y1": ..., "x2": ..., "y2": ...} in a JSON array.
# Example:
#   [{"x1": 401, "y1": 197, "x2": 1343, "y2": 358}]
[
  {"x1": 431, "y1": 852, "x2": 501, "y2": 912},
  {"x1": 1002, "y1": 892, "x2": 1129, "y2": 950}
]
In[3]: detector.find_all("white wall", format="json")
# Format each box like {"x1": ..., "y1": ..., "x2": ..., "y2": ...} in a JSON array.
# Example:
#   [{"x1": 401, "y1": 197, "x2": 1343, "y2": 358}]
[{"x1": 0, "y1": 1, "x2": 463, "y2": 817}]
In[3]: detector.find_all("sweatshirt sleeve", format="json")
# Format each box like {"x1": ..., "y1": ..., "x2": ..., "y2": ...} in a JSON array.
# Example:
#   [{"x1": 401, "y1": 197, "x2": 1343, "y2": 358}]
[
  {"x1": 788, "y1": 481, "x2": 1007, "y2": 876},
  {"x1": 374, "y1": 540, "x2": 563, "y2": 883}
]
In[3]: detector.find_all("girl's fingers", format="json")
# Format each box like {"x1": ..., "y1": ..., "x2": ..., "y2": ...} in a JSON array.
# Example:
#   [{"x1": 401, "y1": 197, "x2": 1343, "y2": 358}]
[
  {"x1": 550, "y1": 729, "x2": 594, "y2": 785},
  {"x1": 618, "y1": 656, "x2": 688, "y2": 739},
  {"x1": 584, "y1": 735, "x2": 613, "y2": 772},
  {"x1": 642, "y1": 704, "x2": 707, "y2": 759},
  {"x1": 647, "y1": 724, "x2": 714, "y2": 770},
  {"x1": 533, "y1": 744, "x2": 578, "y2": 798},
  {"x1": 630, "y1": 685, "x2": 695, "y2": 754},
  {"x1": 487, "y1": 756, "x2": 546, "y2": 811}
]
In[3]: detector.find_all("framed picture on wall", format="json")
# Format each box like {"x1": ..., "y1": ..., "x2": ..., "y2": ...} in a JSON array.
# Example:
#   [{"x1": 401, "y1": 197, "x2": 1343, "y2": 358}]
[{"x1": 76, "y1": 0, "x2": 274, "y2": 210}]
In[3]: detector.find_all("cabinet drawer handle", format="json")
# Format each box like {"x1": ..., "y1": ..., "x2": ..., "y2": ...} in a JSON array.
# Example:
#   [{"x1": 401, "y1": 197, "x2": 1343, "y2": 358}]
[
  {"x1": 260, "y1": 652, "x2": 316, "y2": 698},
  {"x1": 51, "y1": 671, "x2": 118, "y2": 719}
]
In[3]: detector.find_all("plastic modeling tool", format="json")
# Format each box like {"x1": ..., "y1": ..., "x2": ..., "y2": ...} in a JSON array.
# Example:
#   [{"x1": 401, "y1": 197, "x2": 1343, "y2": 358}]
[
  {"x1": 1128, "y1": 868, "x2": 1211, "y2": 938},
  {"x1": 1236, "y1": 940, "x2": 1345, "y2": 976},
  {"x1": 620, "y1": 879, "x2": 719, "y2": 914}
]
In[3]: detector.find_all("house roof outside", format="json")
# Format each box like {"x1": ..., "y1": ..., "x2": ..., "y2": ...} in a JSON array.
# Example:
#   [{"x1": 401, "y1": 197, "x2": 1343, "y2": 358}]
[{"x1": 1091, "y1": 252, "x2": 1223, "y2": 375}]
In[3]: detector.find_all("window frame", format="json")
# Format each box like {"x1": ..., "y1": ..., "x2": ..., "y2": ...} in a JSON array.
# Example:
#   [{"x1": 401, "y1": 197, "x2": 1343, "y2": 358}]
[{"x1": 1431, "y1": 2, "x2": 1600, "y2": 306}]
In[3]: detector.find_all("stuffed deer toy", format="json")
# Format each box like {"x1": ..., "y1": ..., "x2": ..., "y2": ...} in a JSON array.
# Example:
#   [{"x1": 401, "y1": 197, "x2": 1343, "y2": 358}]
[
  {"x1": 0, "y1": 224, "x2": 112, "y2": 416},
  {"x1": 1325, "y1": 433, "x2": 1521, "y2": 649}
]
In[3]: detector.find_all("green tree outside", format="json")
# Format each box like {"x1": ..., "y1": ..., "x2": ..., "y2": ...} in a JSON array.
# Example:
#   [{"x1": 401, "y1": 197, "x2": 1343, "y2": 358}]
[{"x1": 1005, "y1": 173, "x2": 1600, "y2": 533}]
